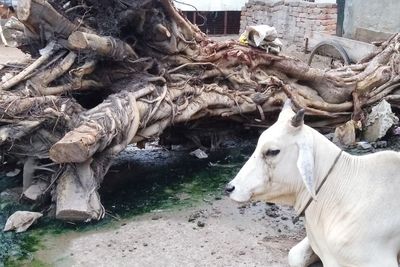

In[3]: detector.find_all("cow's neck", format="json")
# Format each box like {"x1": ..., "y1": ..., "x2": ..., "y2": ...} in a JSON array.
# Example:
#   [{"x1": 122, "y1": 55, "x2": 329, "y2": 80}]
[{"x1": 293, "y1": 127, "x2": 346, "y2": 215}]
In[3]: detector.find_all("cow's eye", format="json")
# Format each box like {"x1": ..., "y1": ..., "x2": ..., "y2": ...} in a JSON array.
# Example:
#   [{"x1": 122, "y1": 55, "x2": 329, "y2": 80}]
[{"x1": 265, "y1": 149, "x2": 280, "y2": 157}]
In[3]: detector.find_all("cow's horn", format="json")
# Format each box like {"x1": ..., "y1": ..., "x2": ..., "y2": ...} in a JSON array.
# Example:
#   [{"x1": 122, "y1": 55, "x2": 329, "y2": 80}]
[{"x1": 291, "y1": 109, "x2": 305, "y2": 127}]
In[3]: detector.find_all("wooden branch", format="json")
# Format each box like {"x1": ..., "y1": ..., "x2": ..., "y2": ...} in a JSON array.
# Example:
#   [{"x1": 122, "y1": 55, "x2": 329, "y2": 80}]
[
  {"x1": 0, "y1": 41, "x2": 57, "y2": 90},
  {"x1": 159, "y1": 0, "x2": 206, "y2": 42},
  {"x1": 49, "y1": 87, "x2": 154, "y2": 163},
  {"x1": 31, "y1": 51, "x2": 77, "y2": 87},
  {"x1": 0, "y1": 120, "x2": 43, "y2": 145},
  {"x1": 17, "y1": 0, "x2": 79, "y2": 38},
  {"x1": 39, "y1": 79, "x2": 103, "y2": 96},
  {"x1": 68, "y1": 31, "x2": 138, "y2": 60}
]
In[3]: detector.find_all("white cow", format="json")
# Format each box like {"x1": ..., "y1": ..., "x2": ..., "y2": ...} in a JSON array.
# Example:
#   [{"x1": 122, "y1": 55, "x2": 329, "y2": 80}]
[{"x1": 226, "y1": 101, "x2": 400, "y2": 267}]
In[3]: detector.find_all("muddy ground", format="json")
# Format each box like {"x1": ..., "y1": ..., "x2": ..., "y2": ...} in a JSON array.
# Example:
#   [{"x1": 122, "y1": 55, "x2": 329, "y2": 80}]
[{"x1": 36, "y1": 198, "x2": 305, "y2": 267}]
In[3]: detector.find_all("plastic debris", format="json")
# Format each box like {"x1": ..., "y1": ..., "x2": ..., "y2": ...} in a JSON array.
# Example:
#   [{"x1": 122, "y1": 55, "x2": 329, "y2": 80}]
[
  {"x1": 356, "y1": 141, "x2": 372, "y2": 150},
  {"x1": 3, "y1": 211, "x2": 43, "y2": 233},
  {"x1": 392, "y1": 126, "x2": 400, "y2": 135},
  {"x1": 6, "y1": 168, "x2": 21, "y2": 177},
  {"x1": 239, "y1": 25, "x2": 283, "y2": 54},
  {"x1": 364, "y1": 100, "x2": 399, "y2": 142},
  {"x1": 190, "y1": 148, "x2": 208, "y2": 159}
]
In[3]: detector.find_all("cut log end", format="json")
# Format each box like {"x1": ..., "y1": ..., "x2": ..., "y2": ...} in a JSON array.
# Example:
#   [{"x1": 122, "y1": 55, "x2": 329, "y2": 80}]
[
  {"x1": 50, "y1": 125, "x2": 101, "y2": 163},
  {"x1": 68, "y1": 31, "x2": 88, "y2": 50},
  {"x1": 55, "y1": 209, "x2": 98, "y2": 222}
]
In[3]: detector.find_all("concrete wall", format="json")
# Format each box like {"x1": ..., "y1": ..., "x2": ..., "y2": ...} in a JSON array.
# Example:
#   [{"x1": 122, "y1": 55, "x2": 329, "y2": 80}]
[
  {"x1": 343, "y1": 0, "x2": 400, "y2": 40},
  {"x1": 240, "y1": 0, "x2": 337, "y2": 48}
]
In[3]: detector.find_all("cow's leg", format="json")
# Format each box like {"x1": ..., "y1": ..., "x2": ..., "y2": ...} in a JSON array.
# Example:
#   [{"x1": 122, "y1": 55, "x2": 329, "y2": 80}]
[{"x1": 288, "y1": 237, "x2": 320, "y2": 267}]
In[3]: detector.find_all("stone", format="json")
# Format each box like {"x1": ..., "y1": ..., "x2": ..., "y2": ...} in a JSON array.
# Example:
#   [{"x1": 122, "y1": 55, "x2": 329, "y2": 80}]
[
  {"x1": 364, "y1": 100, "x2": 399, "y2": 142},
  {"x1": 3, "y1": 211, "x2": 43, "y2": 233},
  {"x1": 333, "y1": 120, "x2": 356, "y2": 147},
  {"x1": 372, "y1": 140, "x2": 388, "y2": 149},
  {"x1": 197, "y1": 221, "x2": 205, "y2": 227},
  {"x1": 190, "y1": 148, "x2": 208, "y2": 159}
]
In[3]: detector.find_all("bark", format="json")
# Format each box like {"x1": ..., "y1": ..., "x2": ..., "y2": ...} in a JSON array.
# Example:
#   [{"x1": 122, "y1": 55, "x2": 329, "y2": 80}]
[
  {"x1": 0, "y1": 0, "x2": 399, "y2": 222},
  {"x1": 68, "y1": 32, "x2": 138, "y2": 60},
  {"x1": 55, "y1": 162, "x2": 104, "y2": 221},
  {"x1": 0, "y1": 41, "x2": 58, "y2": 90}
]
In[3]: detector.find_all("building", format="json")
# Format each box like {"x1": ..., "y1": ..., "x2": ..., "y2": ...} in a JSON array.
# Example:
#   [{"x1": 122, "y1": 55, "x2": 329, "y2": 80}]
[
  {"x1": 175, "y1": 0, "x2": 248, "y2": 34},
  {"x1": 240, "y1": 0, "x2": 338, "y2": 48},
  {"x1": 342, "y1": 0, "x2": 400, "y2": 42}
]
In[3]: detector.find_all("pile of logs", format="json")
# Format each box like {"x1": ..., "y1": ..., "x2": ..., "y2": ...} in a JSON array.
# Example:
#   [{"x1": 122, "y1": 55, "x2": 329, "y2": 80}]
[{"x1": 0, "y1": 0, "x2": 399, "y2": 221}]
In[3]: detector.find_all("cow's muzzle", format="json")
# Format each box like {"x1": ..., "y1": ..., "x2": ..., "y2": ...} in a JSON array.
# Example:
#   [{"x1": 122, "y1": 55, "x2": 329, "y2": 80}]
[{"x1": 224, "y1": 183, "x2": 235, "y2": 195}]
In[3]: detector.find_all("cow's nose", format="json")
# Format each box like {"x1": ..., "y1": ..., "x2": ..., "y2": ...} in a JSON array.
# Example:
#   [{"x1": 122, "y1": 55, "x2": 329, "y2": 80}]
[{"x1": 225, "y1": 184, "x2": 235, "y2": 194}]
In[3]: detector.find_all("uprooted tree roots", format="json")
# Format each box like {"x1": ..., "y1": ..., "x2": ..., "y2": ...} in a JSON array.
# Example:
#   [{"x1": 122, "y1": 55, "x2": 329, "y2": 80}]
[{"x1": 0, "y1": 0, "x2": 399, "y2": 221}]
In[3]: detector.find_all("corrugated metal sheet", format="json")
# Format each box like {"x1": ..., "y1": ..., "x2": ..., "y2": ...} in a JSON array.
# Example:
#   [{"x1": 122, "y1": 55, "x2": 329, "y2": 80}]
[{"x1": 174, "y1": 0, "x2": 248, "y2": 11}]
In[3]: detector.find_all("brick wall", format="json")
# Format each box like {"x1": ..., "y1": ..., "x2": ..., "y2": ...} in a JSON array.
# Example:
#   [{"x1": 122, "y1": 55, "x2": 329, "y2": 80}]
[{"x1": 240, "y1": 0, "x2": 337, "y2": 48}]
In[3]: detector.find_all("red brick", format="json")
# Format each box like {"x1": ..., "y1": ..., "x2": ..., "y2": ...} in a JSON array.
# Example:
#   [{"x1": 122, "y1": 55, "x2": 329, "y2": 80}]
[
  {"x1": 319, "y1": 19, "x2": 334, "y2": 26},
  {"x1": 318, "y1": 13, "x2": 337, "y2": 20},
  {"x1": 299, "y1": 12, "x2": 307, "y2": 18},
  {"x1": 312, "y1": 8, "x2": 323, "y2": 15},
  {"x1": 326, "y1": 8, "x2": 337, "y2": 14}
]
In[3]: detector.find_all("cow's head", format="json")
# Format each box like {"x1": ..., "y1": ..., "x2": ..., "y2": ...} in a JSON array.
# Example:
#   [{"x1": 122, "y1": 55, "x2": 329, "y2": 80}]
[{"x1": 226, "y1": 101, "x2": 315, "y2": 204}]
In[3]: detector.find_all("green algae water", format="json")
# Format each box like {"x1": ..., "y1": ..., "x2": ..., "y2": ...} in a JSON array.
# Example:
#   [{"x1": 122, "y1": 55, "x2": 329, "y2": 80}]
[
  {"x1": 0, "y1": 174, "x2": 44, "y2": 267},
  {"x1": 100, "y1": 146, "x2": 253, "y2": 217},
  {"x1": 0, "y1": 145, "x2": 254, "y2": 266}
]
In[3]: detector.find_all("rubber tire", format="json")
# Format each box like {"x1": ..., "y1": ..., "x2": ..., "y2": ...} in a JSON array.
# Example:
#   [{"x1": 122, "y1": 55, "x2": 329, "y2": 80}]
[{"x1": 307, "y1": 40, "x2": 351, "y2": 66}]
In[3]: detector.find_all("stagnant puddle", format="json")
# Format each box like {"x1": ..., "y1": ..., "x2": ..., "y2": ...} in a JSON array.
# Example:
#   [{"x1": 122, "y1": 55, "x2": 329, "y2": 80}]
[{"x1": 0, "y1": 144, "x2": 255, "y2": 266}]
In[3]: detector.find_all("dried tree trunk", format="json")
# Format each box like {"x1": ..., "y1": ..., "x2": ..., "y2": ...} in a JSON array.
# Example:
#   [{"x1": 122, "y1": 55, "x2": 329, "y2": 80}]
[{"x1": 0, "y1": 0, "x2": 399, "y2": 221}]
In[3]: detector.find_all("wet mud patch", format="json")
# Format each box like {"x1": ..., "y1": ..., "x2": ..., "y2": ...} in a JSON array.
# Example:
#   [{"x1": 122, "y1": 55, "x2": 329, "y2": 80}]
[
  {"x1": 0, "y1": 143, "x2": 255, "y2": 266},
  {"x1": 100, "y1": 145, "x2": 254, "y2": 218}
]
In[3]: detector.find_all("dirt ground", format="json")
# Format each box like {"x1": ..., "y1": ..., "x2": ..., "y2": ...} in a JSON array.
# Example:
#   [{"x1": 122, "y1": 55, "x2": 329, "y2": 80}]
[
  {"x1": 36, "y1": 198, "x2": 306, "y2": 267},
  {"x1": 211, "y1": 35, "x2": 332, "y2": 69}
]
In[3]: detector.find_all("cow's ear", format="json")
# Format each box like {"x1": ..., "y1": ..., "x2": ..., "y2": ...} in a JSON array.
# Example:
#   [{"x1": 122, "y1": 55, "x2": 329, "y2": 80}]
[{"x1": 296, "y1": 131, "x2": 316, "y2": 199}]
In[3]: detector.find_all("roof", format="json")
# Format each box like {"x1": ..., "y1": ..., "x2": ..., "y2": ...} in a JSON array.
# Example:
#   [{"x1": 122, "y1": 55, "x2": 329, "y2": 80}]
[{"x1": 173, "y1": 0, "x2": 248, "y2": 11}]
